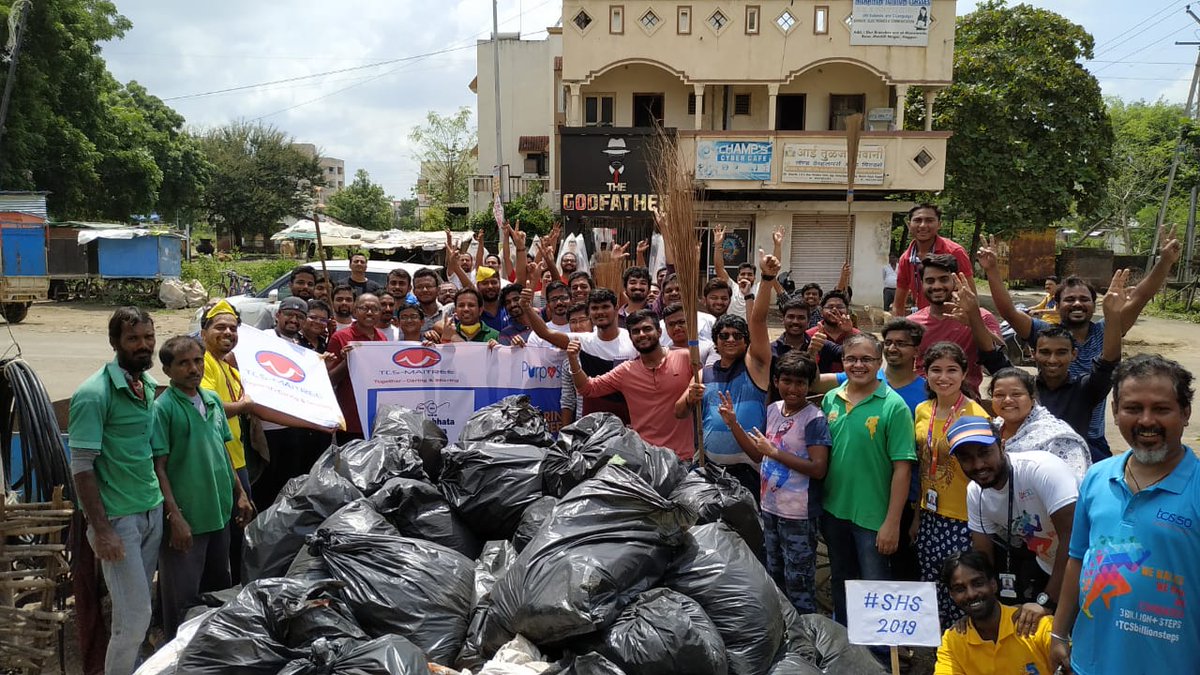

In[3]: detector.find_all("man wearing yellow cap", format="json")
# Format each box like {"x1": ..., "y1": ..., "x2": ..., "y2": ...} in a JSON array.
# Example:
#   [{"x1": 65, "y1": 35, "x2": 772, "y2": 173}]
[
  {"x1": 199, "y1": 300, "x2": 254, "y2": 582},
  {"x1": 475, "y1": 265, "x2": 511, "y2": 333}
]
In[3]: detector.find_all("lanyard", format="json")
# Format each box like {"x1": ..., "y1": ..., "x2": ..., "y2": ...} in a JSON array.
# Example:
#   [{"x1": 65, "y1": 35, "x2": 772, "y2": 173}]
[
  {"x1": 927, "y1": 393, "x2": 965, "y2": 477},
  {"x1": 977, "y1": 464, "x2": 1016, "y2": 571}
]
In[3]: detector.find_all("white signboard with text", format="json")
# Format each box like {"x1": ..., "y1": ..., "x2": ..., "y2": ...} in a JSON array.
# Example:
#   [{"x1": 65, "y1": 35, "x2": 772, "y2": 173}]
[
  {"x1": 846, "y1": 580, "x2": 941, "y2": 647},
  {"x1": 231, "y1": 325, "x2": 344, "y2": 430},
  {"x1": 782, "y1": 143, "x2": 886, "y2": 185},
  {"x1": 695, "y1": 139, "x2": 774, "y2": 181},
  {"x1": 851, "y1": 0, "x2": 931, "y2": 47}
]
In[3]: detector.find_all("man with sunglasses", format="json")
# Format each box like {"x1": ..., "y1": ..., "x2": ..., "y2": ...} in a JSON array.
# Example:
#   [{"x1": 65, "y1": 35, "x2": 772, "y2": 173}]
[{"x1": 698, "y1": 251, "x2": 778, "y2": 497}]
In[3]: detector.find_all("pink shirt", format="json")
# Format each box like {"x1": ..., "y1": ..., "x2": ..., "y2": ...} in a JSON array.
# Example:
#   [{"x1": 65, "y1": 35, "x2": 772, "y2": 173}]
[
  {"x1": 910, "y1": 307, "x2": 1001, "y2": 397},
  {"x1": 895, "y1": 236, "x2": 974, "y2": 309},
  {"x1": 578, "y1": 348, "x2": 696, "y2": 461}
]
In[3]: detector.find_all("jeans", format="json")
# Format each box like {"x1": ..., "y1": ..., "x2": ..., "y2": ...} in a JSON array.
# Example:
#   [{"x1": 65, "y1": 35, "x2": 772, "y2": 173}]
[
  {"x1": 87, "y1": 505, "x2": 163, "y2": 675},
  {"x1": 762, "y1": 513, "x2": 818, "y2": 614},
  {"x1": 158, "y1": 528, "x2": 231, "y2": 639},
  {"x1": 821, "y1": 512, "x2": 892, "y2": 625}
]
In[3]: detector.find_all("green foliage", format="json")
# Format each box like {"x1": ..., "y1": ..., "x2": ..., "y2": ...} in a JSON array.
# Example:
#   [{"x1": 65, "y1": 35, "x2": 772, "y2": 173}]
[
  {"x1": 392, "y1": 197, "x2": 418, "y2": 230},
  {"x1": 181, "y1": 256, "x2": 297, "y2": 297},
  {"x1": 466, "y1": 183, "x2": 554, "y2": 237},
  {"x1": 907, "y1": 0, "x2": 1113, "y2": 256},
  {"x1": 198, "y1": 121, "x2": 324, "y2": 249},
  {"x1": 409, "y1": 108, "x2": 474, "y2": 205},
  {"x1": 418, "y1": 204, "x2": 469, "y2": 232},
  {"x1": 325, "y1": 169, "x2": 394, "y2": 230}
]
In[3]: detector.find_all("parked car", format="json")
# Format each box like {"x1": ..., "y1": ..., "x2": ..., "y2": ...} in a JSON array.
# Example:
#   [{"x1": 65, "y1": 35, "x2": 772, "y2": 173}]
[{"x1": 190, "y1": 259, "x2": 443, "y2": 332}]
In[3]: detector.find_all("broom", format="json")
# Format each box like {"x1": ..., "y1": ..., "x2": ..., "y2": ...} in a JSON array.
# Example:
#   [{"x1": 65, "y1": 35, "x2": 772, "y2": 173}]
[
  {"x1": 648, "y1": 127, "x2": 705, "y2": 464},
  {"x1": 843, "y1": 113, "x2": 864, "y2": 263}
]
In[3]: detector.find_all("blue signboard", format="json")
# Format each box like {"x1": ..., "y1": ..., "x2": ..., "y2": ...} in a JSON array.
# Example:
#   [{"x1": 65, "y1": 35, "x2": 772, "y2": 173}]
[{"x1": 695, "y1": 139, "x2": 773, "y2": 181}]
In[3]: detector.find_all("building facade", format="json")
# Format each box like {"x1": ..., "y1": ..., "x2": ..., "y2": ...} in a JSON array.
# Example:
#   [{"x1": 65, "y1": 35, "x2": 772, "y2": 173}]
[{"x1": 292, "y1": 143, "x2": 347, "y2": 196}]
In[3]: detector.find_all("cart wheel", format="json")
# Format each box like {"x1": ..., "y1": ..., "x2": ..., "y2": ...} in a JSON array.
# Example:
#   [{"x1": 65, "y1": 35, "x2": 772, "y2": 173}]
[
  {"x1": 49, "y1": 280, "x2": 68, "y2": 302},
  {"x1": 2, "y1": 303, "x2": 29, "y2": 324}
]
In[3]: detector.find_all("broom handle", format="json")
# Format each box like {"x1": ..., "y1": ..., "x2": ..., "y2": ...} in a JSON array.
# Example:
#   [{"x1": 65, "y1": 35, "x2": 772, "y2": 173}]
[{"x1": 690, "y1": 356, "x2": 704, "y2": 467}]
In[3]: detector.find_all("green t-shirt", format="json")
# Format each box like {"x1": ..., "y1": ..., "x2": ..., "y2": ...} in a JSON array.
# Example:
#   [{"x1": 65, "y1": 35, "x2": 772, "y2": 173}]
[
  {"x1": 151, "y1": 386, "x2": 235, "y2": 534},
  {"x1": 821, "y1": 381, "x2": 917, "y2": 531},
  {"x1": 68, "y1": 360, "x2": 164, "y2": 519}
]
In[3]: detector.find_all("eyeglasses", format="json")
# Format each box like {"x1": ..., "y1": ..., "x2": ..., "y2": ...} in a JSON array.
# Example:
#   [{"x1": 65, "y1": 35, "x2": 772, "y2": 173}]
[
  {"x1": 883, "y1": 340, "x2": 914, "y2": 348},
  {"x1": 843, "y1": 356, "x2": 879, "y2": 365},
  {"x1": 716, "y1": 332, "x2": 746, "y2": 342}
]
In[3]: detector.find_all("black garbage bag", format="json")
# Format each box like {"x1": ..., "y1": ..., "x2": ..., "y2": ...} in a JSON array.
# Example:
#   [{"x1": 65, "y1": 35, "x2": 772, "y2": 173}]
[
  {"x1": 313, "y1": 436, "x2": 427, "y2": 496},
  {"x1": 668, "y1": 464, "x2": 764, "y2": 555},
  {"x1": 277, "y1": 635, "x2": 432, "y2": 675},
  {"x1": 307, "y1": 530, "x2": 475, "y2": 665},
  {"x1": 579, "y1": 588, "x2": 728, "y2": 675},
  {"x1": 542, "y1": 413, "x2": 688, "y2": 498},
  {"x1": 784, "y1": 614, "x2": 887, "y2": 675},
  {"x1": 457, "y1": 394, "x2": 553, "y2": 447},
  {"x1": 664, "y1": 523, "x2": 786, "y2": 675},
  {"x1": 242, "y1": 469, "x2": 362, "y2": 581},
  {"x1": 474, "y1": 540, "x2": 517, "y2": 603},
  {"x1": 512, "y1": 495, "x2": 557, "y2": 553},
  {"x1": 373, "y1": 404, "x2": 448, "y2": 482},
  {"x1": 286, "y1": 499, "x2": 398, "y2": 581},
  {"x1": 177, "y1": 578, "x2": 365, "y2": 675},
  {"x1": 369, "y1": 477, "x2": 482, "y2": 558},
  {"x1": 768, "y1": 655, "x2": 824, "y2": 675},
  {"x1": 557, "y1": 653, "x2": 628, "y2": 675},
  {"x1": 439, "y1": 441, "x2": 547, "y2": 541},
  {"x1": 485, "y1": 464, "x2": 696, "y2": 652},
  {"x1": 769, "y1": 587, "x2": 824, "y2": 675}
]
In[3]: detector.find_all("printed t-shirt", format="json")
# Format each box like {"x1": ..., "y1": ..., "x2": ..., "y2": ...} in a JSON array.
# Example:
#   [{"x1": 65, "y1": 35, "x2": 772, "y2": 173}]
[
  {"x1": 702, "y1": 359, "x2": 768, "y2": 467},
  {"x1": 151, "y1": 386, "x2": 235, "y2": 534},
  {"x1": 1067, "y1": 450, "x2": 1200, "y2": 675},
  {"x1": 821, "y1": 381, "x2": 917, "y2": 531},
  {"x1": 966, "y1": 451, "x2": 1080, "y2": 574},
  {"x1": 916, "y1": 398, "x2": 990, "y2": 522},
  {"x1": 761, "y1": 402, "x2": 831, "y2": 521}
]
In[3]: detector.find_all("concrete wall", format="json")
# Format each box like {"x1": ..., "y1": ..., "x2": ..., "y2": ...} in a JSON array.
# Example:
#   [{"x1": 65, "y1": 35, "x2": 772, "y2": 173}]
[{"x1": 475, "y1": 33, "x2": 562, "y2": 178}]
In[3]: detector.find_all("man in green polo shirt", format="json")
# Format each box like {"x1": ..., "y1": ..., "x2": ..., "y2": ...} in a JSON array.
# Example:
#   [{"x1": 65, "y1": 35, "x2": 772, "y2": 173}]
[
  {"x1": 69, "y1": 307, "x2": 163, "y2": 675},
  {"x1": 821, "y1": 332, "x2": 916, "y2": 626},
  {"x1": 152, "y1": 335, "x2": 253, "y2": 639}
]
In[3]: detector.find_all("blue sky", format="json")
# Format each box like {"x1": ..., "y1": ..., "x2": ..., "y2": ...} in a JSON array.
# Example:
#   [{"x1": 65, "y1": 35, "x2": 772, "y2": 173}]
[{"x1": 99, "y1": 1, "x2": 1197, "y2": 199}]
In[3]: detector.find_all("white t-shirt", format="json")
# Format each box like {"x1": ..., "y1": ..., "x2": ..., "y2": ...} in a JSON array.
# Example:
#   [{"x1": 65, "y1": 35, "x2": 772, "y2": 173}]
[
  {"x1": 966, "y1": 451, "x2": 1080, "y2": 574},
  {"x1": 527, "y1": 328, "x2": 636, "y2": 370},
  {"x1": 659, "y1": 312, "x2": 716, "y2": 347},
  {"x1": 727, "y1": 281, "x2": 761, "y2": 319},
  {"x1": 883, "y1": 264, "x2": 898, "y2": 289}
]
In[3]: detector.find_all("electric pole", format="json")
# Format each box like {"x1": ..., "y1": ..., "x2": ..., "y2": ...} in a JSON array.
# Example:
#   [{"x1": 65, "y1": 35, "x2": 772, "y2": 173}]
[
  {"x1": 492, "y1": 0, "x2": 505, "y2": 204},
  {"x1": 0, "y1": 0, "x2": 32, "y2": 157}
]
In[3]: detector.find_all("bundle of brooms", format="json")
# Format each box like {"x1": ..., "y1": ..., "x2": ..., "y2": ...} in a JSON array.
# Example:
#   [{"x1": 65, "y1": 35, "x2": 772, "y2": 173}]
[{"x1": 648, "y1": 128, "x2": 707, "y2": 462}]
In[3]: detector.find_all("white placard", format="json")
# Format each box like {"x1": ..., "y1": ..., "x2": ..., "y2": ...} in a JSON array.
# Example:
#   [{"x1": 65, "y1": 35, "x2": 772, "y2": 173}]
[
  {"x1": 231, "y1": 325, "x2": 344, "y2": 430},
  {"x1": 781, "y1": 143, "x2": 885, "y2": 185},
  {"x1": 851, "y1": 0, "x2": 931, "y2": 47},
  {"x1": 845, "y1": 580, "x2": 941, "y2": 647}
]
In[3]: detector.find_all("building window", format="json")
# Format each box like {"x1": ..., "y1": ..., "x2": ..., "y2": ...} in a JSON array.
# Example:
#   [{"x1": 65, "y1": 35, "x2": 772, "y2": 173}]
[
  {"x1": 572, "y1": 9, "x2": 593, "y2": 31},
  {"x1": 707, "y1": 9, "x2": 729, "y2": 33},
  {"x1": 585, "y1": 94, "x2": 615, "y2": 127},
  {"x1": 677, "y1": 5, "x2": 691, "y2": 34},
  {"x1": 913, "y1": 149, "x2": 934, "y2": 170},
  {"x1": 524, "y1": 153, "x2": 548, "y2": 176},
  {"x1": 687, "y1": 92, "x2": 707, "y2": 115},
  {"x1": 633, "y1": 94, "x2": 665, "y2": 127},
  {"x1": 775, "y1": 9, "x2": 796, "y2": 33},
  {"x1": 610, "y1": 5, "x2": 624, "y2": 34},
  {"x1": 640, "y1": 9, "x2": 660, "y2": 29},
  {"x1": 745, "y1": 6, "x2": 760, "y2": 34},
  {"x1": 814, "y1": 6, "x2": 829, "y2": 34},
  {"x1": 829, "y1": 94, "x2": 866, "y2": 130},
  {"x1": 734, "y1": 93, "x2": 751, "y2": 115}
]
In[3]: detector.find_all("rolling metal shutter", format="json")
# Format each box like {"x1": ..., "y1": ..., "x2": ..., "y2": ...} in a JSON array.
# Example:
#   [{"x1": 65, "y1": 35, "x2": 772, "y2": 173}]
[{"x1": 789, "y1": 214, "x2": 852, "y2": 291}]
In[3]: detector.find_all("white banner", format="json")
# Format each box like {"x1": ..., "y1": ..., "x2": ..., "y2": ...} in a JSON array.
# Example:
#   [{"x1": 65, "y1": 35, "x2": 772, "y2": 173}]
[
  {"x1": 347, "y1": 343, "x2": 563, "y2": 443},
  {"x1": 231, "y1": 325, "x2": 344, "y2": 430},
  {"x1": 845, "y1": 580, "x2": 941, "y2": 647},
  {"x1": 851, "y1": 0, "x2": 931, "y2": 47},
  {"x1": 781, "y1": 143, "x2": 885, "y2": 185}
]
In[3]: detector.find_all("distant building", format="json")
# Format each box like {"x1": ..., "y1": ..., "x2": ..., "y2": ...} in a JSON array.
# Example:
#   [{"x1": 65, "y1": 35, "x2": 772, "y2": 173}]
[{"x1": 292, "y1": 143, "x2": 346, "y2": 196}]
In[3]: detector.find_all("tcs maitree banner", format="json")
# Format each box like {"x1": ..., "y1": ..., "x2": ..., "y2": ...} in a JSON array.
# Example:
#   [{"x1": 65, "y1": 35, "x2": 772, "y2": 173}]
[
  {"x1": 347, "y1": 343, "x2": 562, "y2": 443},
  {"x1": 231, "y1": 325, "x2": 344, "y2": 430}
]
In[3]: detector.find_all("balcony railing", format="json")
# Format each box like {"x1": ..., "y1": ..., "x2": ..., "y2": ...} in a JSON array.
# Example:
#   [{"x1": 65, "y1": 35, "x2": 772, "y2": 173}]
[{"x1": 469, "y1": 175, "x2": 553, "y2": 213}]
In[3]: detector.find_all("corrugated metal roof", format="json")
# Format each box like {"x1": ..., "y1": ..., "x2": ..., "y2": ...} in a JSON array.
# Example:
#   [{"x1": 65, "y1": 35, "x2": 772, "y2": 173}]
[{"x1": 0, "y1": 193, "x2": 48, "y2": 219}]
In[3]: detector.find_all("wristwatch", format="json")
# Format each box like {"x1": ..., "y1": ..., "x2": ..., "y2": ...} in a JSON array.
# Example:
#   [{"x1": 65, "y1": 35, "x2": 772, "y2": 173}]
[
  {"x1": 1036, "y1": 592, "x2": 1056, "y2": 611},
  {"x1": 743, "y1": 293, "x2": 756, "y2": 301}
]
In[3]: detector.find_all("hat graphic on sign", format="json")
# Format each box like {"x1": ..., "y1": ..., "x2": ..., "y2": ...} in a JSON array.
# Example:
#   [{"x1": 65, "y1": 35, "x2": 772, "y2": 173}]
[{"x1": 603, "y1": 137, "x2": 630, "y2": 185}]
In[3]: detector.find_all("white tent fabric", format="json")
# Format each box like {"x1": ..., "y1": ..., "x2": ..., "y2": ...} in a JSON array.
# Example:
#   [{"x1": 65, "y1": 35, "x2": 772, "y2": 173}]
[{"x1": 271, "y1": 220, "x2": 448, "y2": 251}]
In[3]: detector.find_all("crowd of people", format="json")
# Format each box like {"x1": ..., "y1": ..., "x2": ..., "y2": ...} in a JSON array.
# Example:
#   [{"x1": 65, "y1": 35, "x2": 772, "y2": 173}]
[{"x1": 67, "y1": 204, "x2": 1195, "y2": 675}]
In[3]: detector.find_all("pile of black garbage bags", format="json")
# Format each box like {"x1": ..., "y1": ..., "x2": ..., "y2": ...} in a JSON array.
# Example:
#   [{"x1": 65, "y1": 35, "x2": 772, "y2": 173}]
[{"x1": 160, "y1": 396, "x2": 886, "y2": 675}]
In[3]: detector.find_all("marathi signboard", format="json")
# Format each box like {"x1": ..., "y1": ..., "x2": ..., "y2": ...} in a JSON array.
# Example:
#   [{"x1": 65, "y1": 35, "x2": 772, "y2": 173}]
[
  {"x1": 850, "y1": 0, "x2": 931, "y2": 47},
  {"x1": 781, "y1": 143, "x2": 886, "y2": 185},
  {"x1": 347, "y1": 343, "x2": 562, "y2": 443},
  {"x1": 560, "y1": 128, "x2": 663, "y2": 217},
  {"x1": 232, "y1": 325, "x2": 344, "y2": 430},
  {"x1": 695, "y1": 139, "x2": 773, "y2": 181}
]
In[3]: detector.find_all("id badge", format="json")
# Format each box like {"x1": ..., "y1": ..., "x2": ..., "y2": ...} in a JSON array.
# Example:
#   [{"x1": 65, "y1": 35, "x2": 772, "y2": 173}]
[
  {"x1": 924, "y1": 489, "x2": 939, "y2": 513},
  {"x1": 999, "y1": 572, "x2": 1018, "y2": 599}
]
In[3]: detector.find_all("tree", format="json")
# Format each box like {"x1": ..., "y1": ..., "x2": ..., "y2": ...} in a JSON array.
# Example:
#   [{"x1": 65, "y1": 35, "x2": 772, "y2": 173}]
[
  {"x1": 908, "y1": 0, "x2": 1113, "y2": 258},
  {"x1": 325, "y1": 169, "x2": 393, "y2": 230},
  {"x1": 392, "y1": 198, "x2": 418, "y2": 229},
  {"x1": 467, "y1": 183, "x2": 555, "y2": 237},
  {"x1": 409, "y1": 107, "x2": 474, "y2": 205},
  {"x1": 198, "y1": 121, "x2": 323, "y2": 248}
]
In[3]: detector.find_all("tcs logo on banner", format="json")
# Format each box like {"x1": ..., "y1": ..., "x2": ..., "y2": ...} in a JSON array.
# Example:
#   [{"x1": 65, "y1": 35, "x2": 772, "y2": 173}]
[
  {"x1": 255, "y1": 351, "x2": 306, "y2": 383},
  {"x1": 393, "y1": 347, "x2": 442, "y2": 369}
]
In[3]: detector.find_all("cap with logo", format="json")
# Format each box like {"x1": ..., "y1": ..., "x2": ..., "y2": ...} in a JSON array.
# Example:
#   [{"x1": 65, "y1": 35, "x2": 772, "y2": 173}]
[
  {"x1": 278, "y1": 296, "x2": 309, "y2": 314},
  {"x1": 946, "y1": 416, "x2": 999, "y2": 455}
]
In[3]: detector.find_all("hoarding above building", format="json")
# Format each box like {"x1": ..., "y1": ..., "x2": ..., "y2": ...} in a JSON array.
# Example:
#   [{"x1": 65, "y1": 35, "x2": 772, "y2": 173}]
[
  {"x1": 560, "y1": 128, "x2": 664, "y2": 218},
  {"x1": 850, "y1": 0, "x2": 932, "y2": 47}
]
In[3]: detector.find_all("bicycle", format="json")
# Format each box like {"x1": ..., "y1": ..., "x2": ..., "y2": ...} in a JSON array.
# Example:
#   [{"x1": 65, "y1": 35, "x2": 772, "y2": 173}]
[{"x1": 221, "y1": 270, "x2": 256, "y2": 297}]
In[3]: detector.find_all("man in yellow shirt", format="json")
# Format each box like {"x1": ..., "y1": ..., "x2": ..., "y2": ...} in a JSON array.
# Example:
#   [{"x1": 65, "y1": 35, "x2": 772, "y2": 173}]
[{"x1": 935, "y1": 550, "x2": 1054, "y2": 675}]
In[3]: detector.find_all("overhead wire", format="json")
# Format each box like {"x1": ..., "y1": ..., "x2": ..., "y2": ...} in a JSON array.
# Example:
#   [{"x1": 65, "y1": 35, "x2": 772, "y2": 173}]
[
  {"x1": 1090, "y1": 0, "x2": 1189, "y2": 58},
  {"x1": 1091, "y1": 24, "x2": 1196, "y2": 75}
]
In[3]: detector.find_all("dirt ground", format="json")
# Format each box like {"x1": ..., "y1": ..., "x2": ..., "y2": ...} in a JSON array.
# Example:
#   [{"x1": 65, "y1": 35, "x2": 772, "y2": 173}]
[{"x1": 4, "y1": 297, "x2": 1199, "y2": 674}]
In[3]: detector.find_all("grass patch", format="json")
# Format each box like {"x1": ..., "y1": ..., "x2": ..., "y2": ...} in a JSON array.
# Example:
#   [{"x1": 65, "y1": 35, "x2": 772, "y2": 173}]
[{"x1": 181, "y1": 257, "x2": 298, "y2": 297}]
